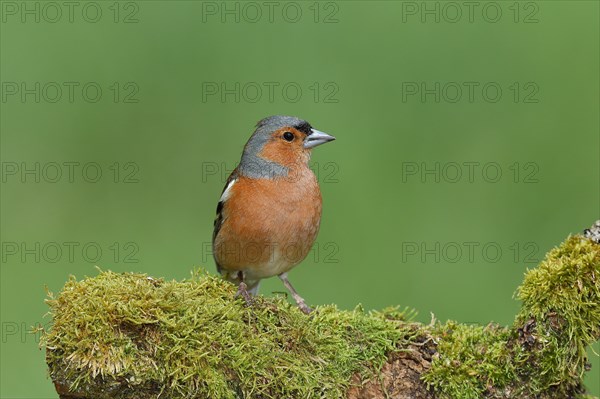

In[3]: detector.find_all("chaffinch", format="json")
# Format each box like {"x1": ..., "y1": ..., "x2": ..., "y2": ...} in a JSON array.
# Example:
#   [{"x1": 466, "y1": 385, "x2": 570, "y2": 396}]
[{"x1": 212, "y1": 115, "x2": 335, "y2": 314}]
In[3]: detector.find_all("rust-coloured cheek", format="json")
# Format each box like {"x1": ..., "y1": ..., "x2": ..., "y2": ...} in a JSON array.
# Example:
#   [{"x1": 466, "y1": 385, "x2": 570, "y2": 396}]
[{"x1": 258, "y1": 131, "x2": 310, "y2": 168}]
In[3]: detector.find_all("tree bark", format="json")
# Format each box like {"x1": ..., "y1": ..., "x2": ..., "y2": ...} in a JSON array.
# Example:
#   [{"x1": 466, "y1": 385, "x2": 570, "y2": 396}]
[{"x1": 347, "y1": 341, "x2": 436, "y2": 399}]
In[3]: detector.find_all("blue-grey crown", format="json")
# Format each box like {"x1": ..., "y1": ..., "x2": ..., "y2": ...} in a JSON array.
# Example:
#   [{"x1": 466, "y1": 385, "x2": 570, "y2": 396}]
[{"x1": 256, "y1": 115, "x2": 312, "y2": 135}]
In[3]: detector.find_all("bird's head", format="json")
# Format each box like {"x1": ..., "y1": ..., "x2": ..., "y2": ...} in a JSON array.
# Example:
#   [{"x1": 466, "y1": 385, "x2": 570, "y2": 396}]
[{"x1": 239, "y1": 115, "x2": 335, "y2": 178}]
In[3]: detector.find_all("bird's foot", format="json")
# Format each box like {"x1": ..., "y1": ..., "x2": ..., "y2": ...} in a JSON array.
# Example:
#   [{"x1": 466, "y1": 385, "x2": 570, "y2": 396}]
[
  {"x1": 278, "y1": 272, "x2": 313, "y2": 315},
  {"x1": 296, "y1": 301, "x2": 313, "y2": 315},
  {"x1": 235, "y1": 282, "x2": 255, "y2": 306}
]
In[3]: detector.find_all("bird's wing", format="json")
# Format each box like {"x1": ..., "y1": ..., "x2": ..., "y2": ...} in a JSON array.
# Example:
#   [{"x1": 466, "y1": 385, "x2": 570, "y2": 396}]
[{"x1": 212, "y1": 169, "x2": 238, "y2": 271}]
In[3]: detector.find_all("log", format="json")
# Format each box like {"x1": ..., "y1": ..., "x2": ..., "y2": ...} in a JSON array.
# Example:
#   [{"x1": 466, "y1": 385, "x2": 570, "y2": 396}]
[{"x1": 40, "y1": 221, "x2": 600, "y2": 399}]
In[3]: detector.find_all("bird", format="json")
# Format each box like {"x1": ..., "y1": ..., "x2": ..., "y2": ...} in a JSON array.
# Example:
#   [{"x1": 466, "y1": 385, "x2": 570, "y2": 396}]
[{"x1": 212, "y1": 115, "x2": 335, "y2": 314}]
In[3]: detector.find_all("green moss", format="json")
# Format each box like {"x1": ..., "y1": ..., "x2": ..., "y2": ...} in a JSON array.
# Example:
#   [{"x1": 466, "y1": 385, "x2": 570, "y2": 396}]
[
  {"x1": 42, "y1": 269, "x2": 419, "y2": 399},
  {"x1": 41, "y1": 233, "x2": 600, "y2": 398},
  {"x1": 514, "y1": 235, "x2": 600, "y2": 395},
  {"x1": 423, "y1": 234, "x2": 600, "y2": 399},
  {"x1": 422, "y1": 321, "x2": 515, "y2": 398}
]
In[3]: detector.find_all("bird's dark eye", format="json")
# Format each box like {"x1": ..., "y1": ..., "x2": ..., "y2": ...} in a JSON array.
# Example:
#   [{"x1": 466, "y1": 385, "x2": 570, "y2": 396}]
[{"x1": 283, "y1": 132, "x2": 294, "y2": 142}]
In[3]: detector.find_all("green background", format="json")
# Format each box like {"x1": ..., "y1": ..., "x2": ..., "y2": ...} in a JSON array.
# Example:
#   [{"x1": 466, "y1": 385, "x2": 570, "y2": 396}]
[{"x1": 1, "y1": 0, "x2": 598, "y2": 397}]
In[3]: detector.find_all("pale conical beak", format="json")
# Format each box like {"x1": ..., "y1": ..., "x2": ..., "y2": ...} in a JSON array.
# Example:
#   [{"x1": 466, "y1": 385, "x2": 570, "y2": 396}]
[{"x1": 304, "y1": 129, "x2": 336, "y2": 149}]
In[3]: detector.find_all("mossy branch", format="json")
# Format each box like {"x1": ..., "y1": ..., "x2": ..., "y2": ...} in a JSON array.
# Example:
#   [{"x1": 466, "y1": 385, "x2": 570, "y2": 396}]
[{"x1": 40, "y1": 222, "x2": 600, "y2": 399}]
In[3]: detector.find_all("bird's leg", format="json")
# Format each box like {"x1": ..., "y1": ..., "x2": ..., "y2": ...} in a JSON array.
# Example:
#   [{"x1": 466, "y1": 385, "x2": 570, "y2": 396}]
[
  {"x1": 278, "y1": 273, "x2": 312, "y2": 314},
  {"x1": 235, "y1": 271, "x2": 254, "y2": 305}
]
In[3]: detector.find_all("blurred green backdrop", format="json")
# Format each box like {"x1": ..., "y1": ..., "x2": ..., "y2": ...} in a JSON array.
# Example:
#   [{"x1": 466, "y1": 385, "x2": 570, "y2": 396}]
[{"x1": 1, "y1": 1, "x2": 598, "y2": 397}]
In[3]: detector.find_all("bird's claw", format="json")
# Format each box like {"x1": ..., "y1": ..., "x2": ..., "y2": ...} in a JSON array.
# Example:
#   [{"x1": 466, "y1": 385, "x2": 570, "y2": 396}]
[
  {"x1": 235, "y1": 282, "x2": 255, "y2": 306},
  {"x1": 297, "y1": 301, "x2": 313, "y2": 315}
]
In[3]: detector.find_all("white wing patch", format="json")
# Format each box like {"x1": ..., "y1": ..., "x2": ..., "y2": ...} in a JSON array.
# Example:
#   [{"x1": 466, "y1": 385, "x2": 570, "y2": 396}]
[{"x1": 220, "y1": 178, "x2": 236, "y2": 203}]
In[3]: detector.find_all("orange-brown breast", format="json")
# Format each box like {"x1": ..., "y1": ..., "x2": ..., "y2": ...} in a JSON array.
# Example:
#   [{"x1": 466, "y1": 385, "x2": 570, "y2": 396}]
[{"x1": 213, "y1": 167, "x2": 322, "y2": 280}]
